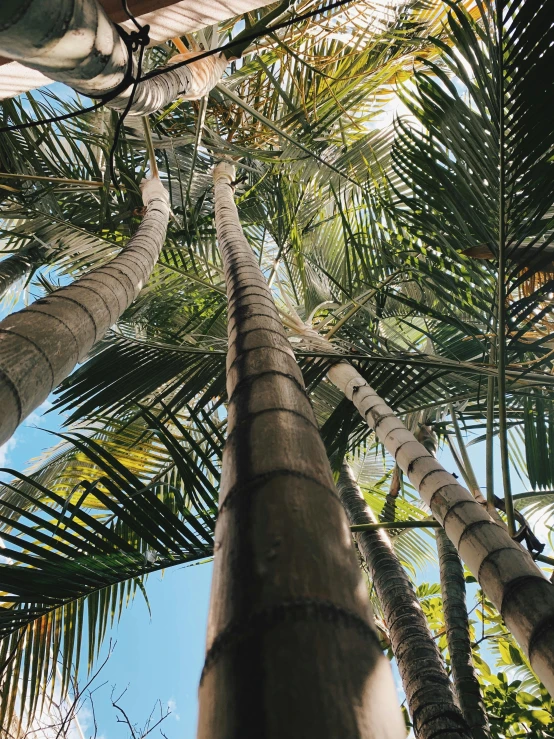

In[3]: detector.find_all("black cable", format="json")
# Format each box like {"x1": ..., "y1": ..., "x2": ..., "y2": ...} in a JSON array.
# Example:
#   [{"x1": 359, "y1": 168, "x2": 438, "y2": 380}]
[
  {"x1": 121, "y1": 0, "x2": 143, "y2": 30},
  {"x1": 104, "y1": 3, "x2": 151, "y2": 188},
  {"x1": 140, "y1": 0, "x2": 359, "y2": 82},
  {"x1": 0, "y1": 99, "x2": 106, "y2": 134},
  {"x1": 0, "y1": 0, "x2": 358, "y2": 135},
  {"x1": 107, "y1": 34, "x2": 147, "y2": 189}
]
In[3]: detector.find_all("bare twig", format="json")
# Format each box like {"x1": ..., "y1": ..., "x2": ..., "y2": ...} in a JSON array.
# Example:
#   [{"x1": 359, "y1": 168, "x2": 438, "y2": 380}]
[{"x1": 111, "y1": 690, "x2": 171, "y2": 739}]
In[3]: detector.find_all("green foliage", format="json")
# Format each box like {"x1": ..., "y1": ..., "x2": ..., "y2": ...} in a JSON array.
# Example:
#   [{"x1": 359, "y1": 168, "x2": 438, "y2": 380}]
[
  {"x1": 2, "y1": 0, "x2": 554, "y2": 732},
  {"x1": 417, "y1": 578, "x2": 554, "y2": 736},
  {"x1": 482, "y1": 678, "x2": 554, "y2": 738},
  {"x1": 392, "y1": 0, "x2": 554, "y2": 485}
]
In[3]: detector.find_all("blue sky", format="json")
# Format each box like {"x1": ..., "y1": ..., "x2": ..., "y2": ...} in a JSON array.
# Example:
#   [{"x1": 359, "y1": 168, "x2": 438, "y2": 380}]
[{"x1": 80, "y1": 562, "x2": 213, "y2": 739}]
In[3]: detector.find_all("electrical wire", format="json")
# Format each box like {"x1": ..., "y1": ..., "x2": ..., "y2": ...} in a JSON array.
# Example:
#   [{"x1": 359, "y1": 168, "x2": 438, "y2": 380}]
[
  {"x1": 140, "y1": 0, "x2": 359, "y2": 82},
  {"x1": 106, "y1": 25, "x2": 148, "y2": 188}
]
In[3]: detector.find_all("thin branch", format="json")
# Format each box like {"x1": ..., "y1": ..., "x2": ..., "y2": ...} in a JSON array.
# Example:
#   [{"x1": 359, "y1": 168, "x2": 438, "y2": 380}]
[
  {"x1": 142, "y1": 118, "x2": 159, "y2": 180},
  {"x1": 0, "y1": 172, "x2": 106, "y2": 187},
  {"x1": 350, "y1": 519, "x2": 440, "y2": 532}
]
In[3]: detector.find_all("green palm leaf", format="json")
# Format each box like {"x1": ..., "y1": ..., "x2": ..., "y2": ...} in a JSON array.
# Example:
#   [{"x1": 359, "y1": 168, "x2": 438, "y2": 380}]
[
  {"x1": 0, "y1": 431, "x2": 216, "y2": 727},
  {"x1": 392, "y1": 0, "x2": 554, "y2": 492}
]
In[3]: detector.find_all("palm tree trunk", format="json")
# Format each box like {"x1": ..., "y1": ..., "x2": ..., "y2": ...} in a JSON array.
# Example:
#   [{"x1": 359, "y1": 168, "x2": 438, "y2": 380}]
[
  {"x1": 337, "y1": 463, "x2": 470, "y2": 739},
  {"x1": 381, "y1": 464, "x2": 401, "y2": 522},
  {"x1": 0, "y1": 0, "x2": 227, "y2": 114},
  {"x1": 415, "y1": 424, "x2": 490, "y2": 736},
  {"x1": 197, "y1": 161, "x2": 406, "y2": 739},
  {"x1": 325, "y1": 356, "x2": 554, "y2": 695},
  {"x1": 436, "y1": 527, "x2": 491, "y2": 739},
  {"x1": 0, "y1": 177, "x2": 169, "y2": 445}
]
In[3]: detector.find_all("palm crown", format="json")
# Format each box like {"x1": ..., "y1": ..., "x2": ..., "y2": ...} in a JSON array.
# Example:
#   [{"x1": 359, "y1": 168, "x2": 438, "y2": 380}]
[{"x1": 1, "y1": 0, "x2": 554, "y2": 735}]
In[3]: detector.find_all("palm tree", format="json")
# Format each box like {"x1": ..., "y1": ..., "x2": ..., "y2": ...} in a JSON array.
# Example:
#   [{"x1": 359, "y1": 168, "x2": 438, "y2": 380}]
[
  {"x1": 264, "y1": 0, "x2": 554, "y2": 694},
  {"x1": 197, "y1": 160, "x2": 405, "y2": 738},
  {"x1": 0, "y1": 174, "x2": 170, "y2": 445},
  {"x1": 436, "y1": 528, "x2": 490, "y2": 739},
  {"x1": 416, "y1": 422, "x2": 490, "y2": 737},
  {"x1": 391, "y1": 0, "x2": 554, "y2": 531},
  {"x1": 305, "y1": 338, "x2": 554, "y2": 693},
  {"x1": 337, "y1": 462, "x2": 470, "y2": 739},
  {"x1": 272, "y1": 213, "x2": 554, "y2": 694},
  {"x1": 387, "y1": 0, "x2": 554, "y2": 691}
]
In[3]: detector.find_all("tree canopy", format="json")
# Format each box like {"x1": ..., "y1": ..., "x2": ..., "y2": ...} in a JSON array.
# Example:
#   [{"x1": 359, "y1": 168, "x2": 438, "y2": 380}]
[{"x1": 1, "y1": 0, "x2": 554, "y2": 735}]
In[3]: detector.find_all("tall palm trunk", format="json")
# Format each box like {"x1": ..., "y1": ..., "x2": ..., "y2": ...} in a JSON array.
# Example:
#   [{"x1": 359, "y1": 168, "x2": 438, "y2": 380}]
[
  {"x1": 381, "y1": 464, "x2": 401, "y2": 523},
  {"x1": 337, "y1": 463, "x2": 470, "y2": 739},
  {"x1": 0, "y1": 177, "x2": 169, "y2": 445},
  {"x1": 324, "y1": 356, "x2": 554, "y2": 694},
  {"x1": 415, "y1": 424, "x2": 490, "y2": 737},
  {"x1": 0, "y1": 0, "x2": 227, "y2": 115},
  {"x1": 436, "y1": 528, "x2": 490, "y2": 739},
  {"x1": 197, "y1": 162, "x2": 405, "y2": 739}
]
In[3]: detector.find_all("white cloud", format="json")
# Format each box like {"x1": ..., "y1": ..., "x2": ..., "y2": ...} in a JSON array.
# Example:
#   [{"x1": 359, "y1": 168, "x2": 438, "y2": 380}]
[
  {"x1": 167, "y1": 698, "x2": 180, "y2": 721},
  {"x1": 24, "y1": 399, "x2": 53, "y2": 428},
  {"x1": 0, "y1": 435, "x2": 17, "y2": 467},
  {"x1": 0, "y1": 536, "x2": 14, "y2": 564},
  {"x1": 75, "y1": 702, "x2": 93, "y2": 734}
]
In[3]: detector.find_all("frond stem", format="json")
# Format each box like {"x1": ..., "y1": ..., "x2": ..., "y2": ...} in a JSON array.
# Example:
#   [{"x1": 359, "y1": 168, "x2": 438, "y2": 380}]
[
  {"x1": 142, "y1": 116, "x2": 159, "y2": 179},
  {"x1": 496, "y1": 0, "x2": 515, "y2": 535},
  {"x1": 0, "y1": 172, "x2": 105, "y2": 187},
  {"x1": 449, "y1": 404, "x2": 482, "y2": 499},
  {"x1": 325, "y1": 270, "x2": 402, "y2": 339},
  {"x1": 350, "y1": 519, "x2": 439, "y2": 531}
]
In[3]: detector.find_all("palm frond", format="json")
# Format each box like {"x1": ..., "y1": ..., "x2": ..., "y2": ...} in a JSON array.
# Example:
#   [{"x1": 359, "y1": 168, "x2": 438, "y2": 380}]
[{"x1": 0, "y1": 432, "x2": 216, "y2": 729}]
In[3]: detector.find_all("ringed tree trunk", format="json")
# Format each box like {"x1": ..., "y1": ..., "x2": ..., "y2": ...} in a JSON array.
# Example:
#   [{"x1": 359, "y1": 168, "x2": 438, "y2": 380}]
[
  {"x1": 436, "y1": 527, "x2": 491, "y2": 739},
  {"x1": 0, "y1": 177, "x2": 169, "y2": 445},
  {"x1": 381, "y1": 464, "x2": 401, "y2": 523},
  {"x1": 197, "y1": 161, "x2": 406, "y2": 739},
  {"x1": 337, "y1": 463, "x2": 471, "y2": 739},
  {"x1": 323, "y1": 354, "x2": 554, "y2": 694},
  {"x1": 415, "y1": 423, "x2": 490, "y2": 737},
  {"x1": 0, "y1": 0, "x2": 227, "y2": 115}
]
